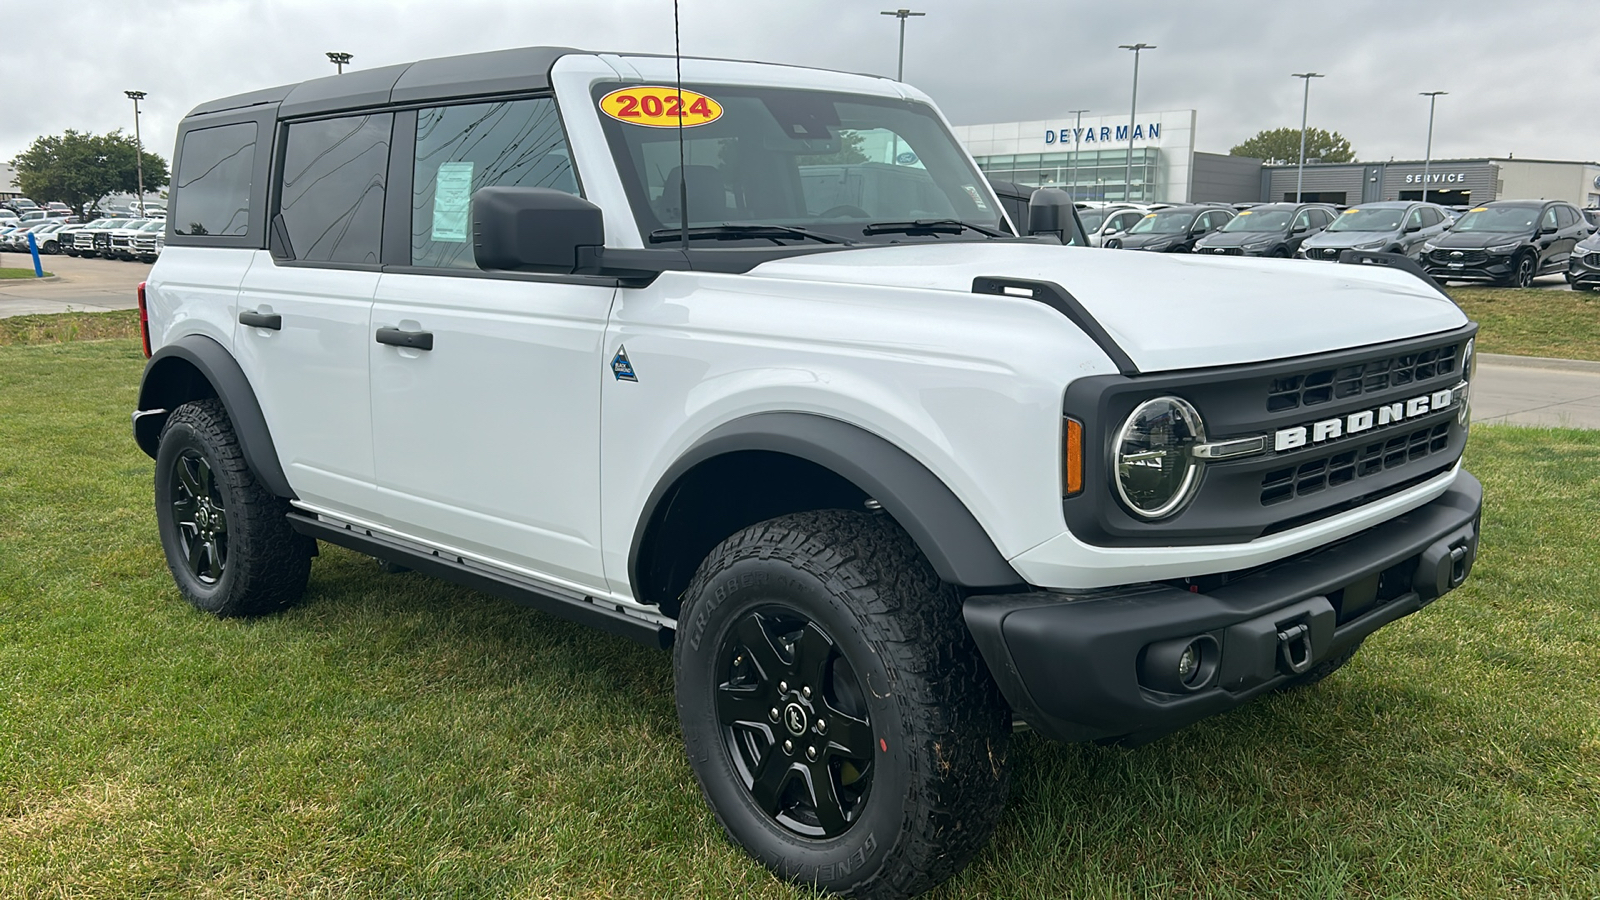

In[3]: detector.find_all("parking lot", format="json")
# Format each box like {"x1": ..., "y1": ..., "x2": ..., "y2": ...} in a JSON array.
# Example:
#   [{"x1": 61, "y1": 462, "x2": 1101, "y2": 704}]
[{"x1": 0, "y1": 251, "x2": 150, "y2": 316}]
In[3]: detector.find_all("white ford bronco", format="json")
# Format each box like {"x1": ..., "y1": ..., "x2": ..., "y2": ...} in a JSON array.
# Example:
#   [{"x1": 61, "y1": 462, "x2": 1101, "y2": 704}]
[{"x1": 133, "y1": 47, "x2": 1482, "y2": 899}]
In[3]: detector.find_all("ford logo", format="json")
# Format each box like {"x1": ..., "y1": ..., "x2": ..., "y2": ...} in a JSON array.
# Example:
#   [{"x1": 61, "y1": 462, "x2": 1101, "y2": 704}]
[{"x1": 1450, "y1": 251, "x2": 1464, "y2": 258}]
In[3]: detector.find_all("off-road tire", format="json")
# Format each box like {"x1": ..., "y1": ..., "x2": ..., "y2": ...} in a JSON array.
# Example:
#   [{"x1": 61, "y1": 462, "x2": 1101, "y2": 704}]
[
  {"x1": 1281, "y1": 639, "x2": 1364, "y2": 690},
  {"x1": 154, "y1": 399, "x2": 312, "y2": 617},
  {"x1": 675, "y1": 510, "x2": 1011, "y2": 899}
]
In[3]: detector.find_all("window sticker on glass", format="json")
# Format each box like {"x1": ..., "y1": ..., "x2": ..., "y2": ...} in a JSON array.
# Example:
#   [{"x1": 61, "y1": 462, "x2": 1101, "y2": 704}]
[
  {"x1": 431, "y1": 161, "x2": 474, "y2": 242},
  {"x1": 599, "y1": 86, "x2": 723, "y2": 128}
]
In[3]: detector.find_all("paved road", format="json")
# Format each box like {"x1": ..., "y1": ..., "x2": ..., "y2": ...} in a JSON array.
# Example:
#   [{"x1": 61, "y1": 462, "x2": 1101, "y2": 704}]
[
  {"x1": 4, "y1": 255, "x2": 1596, "y2": 428},
  {"x1": 0, "y1": 253, "x2": 151, "y2": 316}
]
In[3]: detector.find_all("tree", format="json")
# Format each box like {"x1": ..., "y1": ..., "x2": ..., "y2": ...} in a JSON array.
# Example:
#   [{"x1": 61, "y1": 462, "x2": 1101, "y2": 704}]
[
  {"x1": 1230, "y1": 127, "x2": 1355, "y2": 165},
  {"x1": 10, "y1": 130, "x2": 169, "y2": 218}
]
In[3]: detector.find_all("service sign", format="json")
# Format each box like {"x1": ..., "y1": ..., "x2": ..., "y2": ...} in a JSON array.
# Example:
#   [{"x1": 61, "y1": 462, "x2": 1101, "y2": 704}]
[{"x1": 600, "y1": 86, "x2": 723, "y2": 128}]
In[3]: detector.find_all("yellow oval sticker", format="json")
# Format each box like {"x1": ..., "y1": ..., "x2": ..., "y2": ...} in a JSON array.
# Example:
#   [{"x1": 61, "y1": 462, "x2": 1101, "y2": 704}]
[
  {"x1": 600, "y1": 86, "x2": 723, "y2": 128},
  {"x1": 1470, "y1": 207, "x2": 1488, "y2": 212},
  {"x1": 1343, "y1": 207, "x2": 1361, "y2": 214}
]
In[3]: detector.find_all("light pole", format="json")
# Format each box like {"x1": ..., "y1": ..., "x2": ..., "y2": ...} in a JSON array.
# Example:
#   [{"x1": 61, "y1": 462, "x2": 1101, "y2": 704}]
[
  {"x1": 1420, "y1": 91, "x2": 1447, "y2": 203},
  {"x1": 1065, "y1": 108, "x2": 1090, "y2": 199},
  {"x1": 1291, "y1": 72, "x2": 1324, "y2": 203},
  {"x1": 326, "y1": 51, "x2": 353, "y2": 75},
  {"x1": 1119, "y1": 44, "x2": 1154, "y2": 203},
  {"x1": 124, "y1": 90, "x2": 147, "y2": 218},
  {"x1": 880, "y1": 9, "x2": 925, "y2": 81}
]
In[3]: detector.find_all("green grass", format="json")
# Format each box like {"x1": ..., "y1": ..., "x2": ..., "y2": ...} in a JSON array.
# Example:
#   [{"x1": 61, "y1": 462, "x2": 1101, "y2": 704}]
[
  {"x1": 2, "y1": 338, "x2": 1598, "y2": 898},
  {"x1": 0, "y1": 266, "x2": 53, "y2": 279},
  {"x1": 0, "y1": 309, "x2": 140, "y2": 346},
  {"x1": 1447, "y1": 286, "x2": 1600, "y2": 361}
]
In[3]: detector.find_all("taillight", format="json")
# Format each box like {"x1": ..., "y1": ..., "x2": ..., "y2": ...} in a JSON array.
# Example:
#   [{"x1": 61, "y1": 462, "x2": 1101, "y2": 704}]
[
  {"x1": 137, "y1": 281, "x2": 151, "y2": 358},
  {"x1": 1062, "y1": 417, "x2": 1084, "y2": 497}
]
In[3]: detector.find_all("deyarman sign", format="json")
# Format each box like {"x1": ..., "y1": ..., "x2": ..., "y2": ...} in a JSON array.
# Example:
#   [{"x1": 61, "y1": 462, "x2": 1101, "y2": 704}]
[{"x1": 1044, "y1": 123, "x2": 1162, "y2": 145}]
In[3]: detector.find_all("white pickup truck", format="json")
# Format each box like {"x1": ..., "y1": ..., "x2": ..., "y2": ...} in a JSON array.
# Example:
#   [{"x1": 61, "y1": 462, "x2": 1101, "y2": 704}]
[{"x1": 132, "y1": 47, "x2": 1481, "y2": 899}]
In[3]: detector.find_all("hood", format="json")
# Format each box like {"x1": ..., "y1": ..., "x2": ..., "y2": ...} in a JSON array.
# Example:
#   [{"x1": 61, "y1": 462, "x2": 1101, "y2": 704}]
[
  {"x1": 1116, "y1": 232, "x2": 1185, "y2": 250},
  {"x1": 1304, "y1": 230, "x2": 1397, "y2": 249},
  {"x1": 1577, "y1": 235, "x2": 1600, "y2": 253},
  {"x1": 1195, "y1": 229, "x2": 1283, "y2": 249},
  {"x1": 745, "y1": 242, "x2": 1467, "y2": 373},
  {"x1": 1431, "y1": 230, "x2": 1530, "y2": 250}
]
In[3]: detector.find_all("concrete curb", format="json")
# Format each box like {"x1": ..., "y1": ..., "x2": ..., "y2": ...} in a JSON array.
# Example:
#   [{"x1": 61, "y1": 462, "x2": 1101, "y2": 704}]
[
  {"x1": 1479, "y1": 353, "x2": 1600, "y2": 375},
  {"x1": 0, "y1": 275, "x2": 62, "y2": 284}
]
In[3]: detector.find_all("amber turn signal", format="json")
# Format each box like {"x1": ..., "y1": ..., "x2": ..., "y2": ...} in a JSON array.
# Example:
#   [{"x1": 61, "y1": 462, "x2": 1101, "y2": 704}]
[{"x1": 1063, "y1": 417, "x2": 1084, "y2": 496}]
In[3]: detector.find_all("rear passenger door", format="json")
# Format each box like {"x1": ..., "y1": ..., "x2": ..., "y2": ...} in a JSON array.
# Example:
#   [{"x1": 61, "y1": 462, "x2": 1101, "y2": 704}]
[
  {"x1": 234, "y1": 112, "x2": 392, "y2": 516},
  {"x1": 366, "y1": 98, "x2": 613, "y2": 591}
]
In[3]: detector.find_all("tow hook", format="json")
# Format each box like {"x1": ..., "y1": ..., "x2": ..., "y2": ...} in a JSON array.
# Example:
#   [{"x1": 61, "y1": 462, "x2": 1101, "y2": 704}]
[{"x1": 1276, "y1": 622, "x2": 1314, "y2": 675}]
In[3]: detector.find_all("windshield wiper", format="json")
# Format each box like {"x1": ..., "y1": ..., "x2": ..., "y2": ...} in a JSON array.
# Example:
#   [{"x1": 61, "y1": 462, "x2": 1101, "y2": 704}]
[
  {"x1": 860, "y1": 219, "x2": 1008, "y2": 238},
  {"x1": 647, "y1": 224, "x2": 849, "y2": 245}
]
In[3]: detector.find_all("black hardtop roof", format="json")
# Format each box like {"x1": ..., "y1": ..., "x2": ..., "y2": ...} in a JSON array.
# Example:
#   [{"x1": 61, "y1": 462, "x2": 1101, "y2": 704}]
[{"x1": 186, "y1": 46, "x2": 579, "y2": 120}]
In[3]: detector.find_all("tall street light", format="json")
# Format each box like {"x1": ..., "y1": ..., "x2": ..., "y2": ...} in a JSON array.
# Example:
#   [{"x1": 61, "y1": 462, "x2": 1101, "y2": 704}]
[
  {"x1": 1420, "y1": 91, "x2": 1447, "y2": 203},
  {"x1": 1065, "y1": 108, "x2": 1090, "y2": 199},
  {"x1": 326, "y1": 51, "x2": 353, "y2": 75},
  {"x1": 1292, "y1": 72, "x2": 1325, "y2": 203},
  {"x1": 880, "y1": 9, "x2": 925, "y2": 81},
  {"x1": 124, "y1": 90, "x2": 147, "y2": 218},
  {"x1": 1119, "y1": 44, "x2": 1154, "y2": 203}
]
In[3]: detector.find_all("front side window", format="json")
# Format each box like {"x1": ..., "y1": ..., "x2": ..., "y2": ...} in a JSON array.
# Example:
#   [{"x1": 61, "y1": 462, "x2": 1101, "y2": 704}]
[
  {"x1": 172, "y1": 122, "x2": 256, "y2": 236},
  {"x1": 278, "y1": 113, "x2": 391, "y2": 264},
  {"x1": 595, "y1": 82, "x2": 1002, "y2": 244},
  {"x1": 412, "y1": 98, "x2": 579, "y2": 269}
]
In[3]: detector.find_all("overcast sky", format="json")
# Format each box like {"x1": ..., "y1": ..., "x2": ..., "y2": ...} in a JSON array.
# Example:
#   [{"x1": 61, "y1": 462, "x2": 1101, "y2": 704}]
[{"x1": 7, "y1": 0, "x2": 1599, "y2": 173}]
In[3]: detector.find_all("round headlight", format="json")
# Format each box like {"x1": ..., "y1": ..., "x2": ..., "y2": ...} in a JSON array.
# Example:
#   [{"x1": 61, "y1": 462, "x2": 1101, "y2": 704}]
[
  {"x1": 1459, "y1": 338, "x2": 1475, "y2": 427},
  {"x1": 1114, "y1": 396, "x2": 1206, "y2": 519}
]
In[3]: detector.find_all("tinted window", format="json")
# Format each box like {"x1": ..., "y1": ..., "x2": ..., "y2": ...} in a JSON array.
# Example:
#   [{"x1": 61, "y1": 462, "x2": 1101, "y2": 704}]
[
  {"x1": 1555, "y1": 206, "x2": 1577, "y2": 228},
  {"x1": 412, "y1": 98, "x2": 578, "y2": 269},
  {"x1": 278, "y1": 113, "x2": 391, "y2": 265},
  {"x1": 172, "y1": 122, "x2": 257, "y2": 236},
  {"x1": 1420, "y1": 207, "x2": 1443, "y2": 227}
]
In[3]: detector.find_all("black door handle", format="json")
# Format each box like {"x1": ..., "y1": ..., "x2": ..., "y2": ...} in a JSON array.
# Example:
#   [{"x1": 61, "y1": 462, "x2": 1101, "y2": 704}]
[
  {"x1": 239, "y1": 310, "x2": 282, "y2": 330},
  {"x1": 376, "y1": 327, "x2": 434, "y2": 351}
]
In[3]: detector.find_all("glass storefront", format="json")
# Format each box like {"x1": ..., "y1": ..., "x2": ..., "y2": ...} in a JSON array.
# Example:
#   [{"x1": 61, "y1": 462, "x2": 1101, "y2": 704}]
[{"x1": 970, "y1": 148, "x2": 1161, "y2": 203}]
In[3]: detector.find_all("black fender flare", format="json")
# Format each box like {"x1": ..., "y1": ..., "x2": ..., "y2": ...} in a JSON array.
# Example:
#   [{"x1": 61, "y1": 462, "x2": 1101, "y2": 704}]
[
  {"x1": 134, "y1": 334, "x2": 296, "y2": 499},
  {"x1": 629, "y1": 412, "x2": 1022, "y2": 596}
]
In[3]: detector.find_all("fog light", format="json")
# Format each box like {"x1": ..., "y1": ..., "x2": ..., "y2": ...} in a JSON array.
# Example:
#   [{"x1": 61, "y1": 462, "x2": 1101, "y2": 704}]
[{"x1": 1138, "y1": 634, "x2": 1220, "y2": 694}]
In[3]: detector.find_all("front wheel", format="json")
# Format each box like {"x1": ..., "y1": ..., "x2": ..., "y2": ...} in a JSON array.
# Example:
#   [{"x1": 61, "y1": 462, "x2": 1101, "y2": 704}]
[
  {"x1": 154, "y1": 399, "x2": 313, "y2": 617},
  {"x1": 1509, "y1": 253, "x2": 1537, "y2": 287},
  {"x1": 675, "y1": 510, "x2": 1011, "y2": 899}
]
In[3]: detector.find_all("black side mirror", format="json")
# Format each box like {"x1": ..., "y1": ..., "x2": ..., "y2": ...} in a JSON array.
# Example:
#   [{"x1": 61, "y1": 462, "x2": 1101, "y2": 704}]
[
  {"x1": 473, "y1": 187, "x2": 604, "y2": 273},
  {"x1": 1404, "y1": 224, "x2": 1422, "y2": 234},
  {"x1": 1538, "y1": 225, "x2": 1558, "y2": 236},
  {"x1": 1292, "y1": 224, "x2": 1308, "y2": 234},
  {"x1": 1026, "y1": 188, "x2": 1074, "y2": 243}
]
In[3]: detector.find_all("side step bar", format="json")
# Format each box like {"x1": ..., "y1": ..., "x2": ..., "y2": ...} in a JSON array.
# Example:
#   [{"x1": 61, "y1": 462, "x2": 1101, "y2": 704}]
[{"x1": 286, "y1": 511, "x2": 674, "y2": 650}]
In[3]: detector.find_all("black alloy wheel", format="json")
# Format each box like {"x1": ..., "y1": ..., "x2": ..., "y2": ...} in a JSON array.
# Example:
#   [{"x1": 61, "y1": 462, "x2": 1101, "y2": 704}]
[
  {"x1": 715, "y1": 606, "x2": 875, "y2": 838},
  {"x1": 1513, "y1": 254, "x2": 1537, "y2": 287},
  {"x1": 169, "y1": 449, "x2": 230, "y2": 583}
]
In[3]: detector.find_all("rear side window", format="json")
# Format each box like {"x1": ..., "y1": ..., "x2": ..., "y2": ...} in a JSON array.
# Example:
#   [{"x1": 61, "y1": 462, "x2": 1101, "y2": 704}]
[
  {"x1": 411, "y1": 97, "x2": 579, "y2": 269},
  {"x1": 172, "y1": 122, "x2": 257, "y2": 236},
  {"x1": 278, "y1": 113, "x2": 392, "y2": 264}
]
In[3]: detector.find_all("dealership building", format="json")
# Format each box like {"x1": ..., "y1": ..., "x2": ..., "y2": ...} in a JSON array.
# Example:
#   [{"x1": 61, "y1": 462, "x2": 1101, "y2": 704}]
[
  {"x1": 950, "y1": 110, "x2": 1261, "y2": 205},
  {"x1": 1260, "y1": 158, "x2": 1600, "y2": 208},
  {"x1": 952, "y1": 110, "x2": 1600, "y2": 208}
]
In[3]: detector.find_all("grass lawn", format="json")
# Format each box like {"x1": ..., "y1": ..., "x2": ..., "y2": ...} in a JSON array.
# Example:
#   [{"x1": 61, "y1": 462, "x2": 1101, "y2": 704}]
[
  {"x1": 0, "y1": 309, "x2": 140, "y2": 347},
  {"x1": 0, "y1": 266, "x2": 53, "y2": 279},
  {"x1": 2, "y1": 336, "x2": 1598, "y2": 898},
  {"x1": 1446, "y1": 286, "x2": 1600, "y2": 361}
]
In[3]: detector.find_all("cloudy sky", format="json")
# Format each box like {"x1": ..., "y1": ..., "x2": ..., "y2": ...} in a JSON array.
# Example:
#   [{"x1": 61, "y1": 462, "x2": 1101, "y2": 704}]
[{"x1": 7, "y1": 0, "x2": 1599, "y2": 171}]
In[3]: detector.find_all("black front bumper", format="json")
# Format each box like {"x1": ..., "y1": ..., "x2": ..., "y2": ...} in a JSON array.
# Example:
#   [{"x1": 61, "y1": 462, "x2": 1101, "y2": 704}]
[
  {"x1": 1569, "y1": 259, "x2": 1600, "y2": 288},
  {"x1": 965, "y1": 472, "x2": 1482, "y2": 744},
  {"x1": 1425, "y1": 260, "x2": 1514, "y2": 282}
]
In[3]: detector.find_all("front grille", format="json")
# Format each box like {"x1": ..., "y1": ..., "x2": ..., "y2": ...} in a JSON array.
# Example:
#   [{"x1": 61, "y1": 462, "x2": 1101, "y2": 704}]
[
  {"x1": 1431, "y1": 249, "x2": 1488, "y2": 265},
  {"x1": 1207, "y1": 247, "x2": 1244, "y2": 256},
  {"x1": 1266, "y1": 342, "x2": 1459, "y2": 412},
  {"x1": 111, "y1": 236, "x2": 132, "y2": 248},
  {"x1": 1261, "y1": 422, "x2": 1451, "y2": 505},
  {"x1": 134, "y1": 238, "x2": 158, "y2": 250},
  {"x1": 1581, "y1": 251, "x2": 1600, "y2": 269},
  {"x1": 1311, "y1": 247, "x2": 1343, "y2": 261}
]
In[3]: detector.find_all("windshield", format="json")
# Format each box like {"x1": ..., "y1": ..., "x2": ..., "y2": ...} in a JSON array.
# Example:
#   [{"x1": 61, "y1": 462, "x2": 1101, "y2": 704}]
[
  {"x1": 1328, "y1": 208, "x2": 1405, "y2": 232},
  {"x1": 1220, "y1": 209, "x2": 1292, "y2": 232},
  {"x1": 1452, "y1": 206, "x2": 1539, "y2": 234},
  {"x1": 1129, "y1": 211, "x2": 1196, "y2": 234},
  {"x1": 596, "y1": 82, "x2": 1004, "y2": 244}
]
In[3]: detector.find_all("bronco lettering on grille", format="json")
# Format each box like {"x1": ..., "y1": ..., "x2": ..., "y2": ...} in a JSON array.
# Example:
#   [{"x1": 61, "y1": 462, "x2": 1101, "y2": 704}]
[{"x1": 1275, "y1": 388, "x2": 1456, "y2": 452}]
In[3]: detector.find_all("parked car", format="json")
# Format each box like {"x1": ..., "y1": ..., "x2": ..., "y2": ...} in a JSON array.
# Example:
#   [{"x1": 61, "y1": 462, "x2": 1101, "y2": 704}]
[
  {"x1": 73, "y1": 217, "x2": 136, "y2": 257},
  {"x1": 1297, "y1": 201, "x2": 1453, "y2": 261},
  {"x1": 133, "y1": 220, "x2": 166, "y2": 261},
  {"x1": 1581, "y1": 208, "x2": 1600, "y2": 228},
  {"x1": 107, "y1": 219, "x2": 157, "y2": 260},
  {"x1": 1422, "y1": 200, "x2": 1592, "y2": 287},
  {"x1": 1080, "y1": 205, "x2": 1149, "y2": 247},
  {"x1": 0, "y1": 220, "x2": 58, "y2": 252},
  {"x1": 1564, "y1": 231, "x2": 1600, "y2": 292},
  {"x1": 1, "y1": 198, "x2": 39, "y2": 213},
  {"x1": 54, "y1": 221, "x2": 89, "y2": 256},
  {"x1": 1104, "y1": 205, "x2": 1234, "y2": 252},
  {"x1": 6, "y1": 221, "x2": 70, "y2": 254},
  {"x1": 1194, "y1": 202, "x2": 1338, "y2": 257}
]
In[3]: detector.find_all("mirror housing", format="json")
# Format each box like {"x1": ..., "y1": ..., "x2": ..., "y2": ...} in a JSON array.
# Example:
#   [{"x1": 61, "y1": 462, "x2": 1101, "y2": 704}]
[
  {"x1": 473, "y1": 187, "x2": 604, "y2": 273},
  {"x1": 1404, "y1": 223, "x2": 1423, "y2": 234},
  {"x1": 1538, "y1": 225, "x2": 1558, "y2": 236},
  {"x1": 1026, "y1": 188, "x2": 1074, "y2": 242}
]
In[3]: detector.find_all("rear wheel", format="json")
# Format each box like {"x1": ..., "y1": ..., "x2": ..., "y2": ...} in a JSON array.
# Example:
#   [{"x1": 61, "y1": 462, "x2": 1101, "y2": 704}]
[
  {"x1": 675, "y1": 510, "x2": 1011, "y2": 899},
  {"x1": 154, "y1": 399, "x2": 313, "y2": 617}
]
